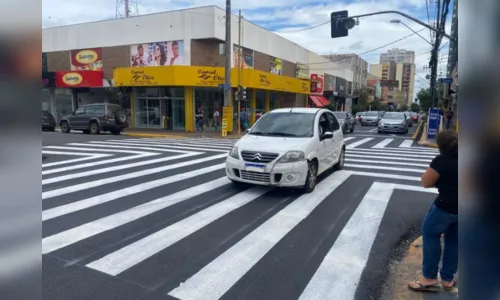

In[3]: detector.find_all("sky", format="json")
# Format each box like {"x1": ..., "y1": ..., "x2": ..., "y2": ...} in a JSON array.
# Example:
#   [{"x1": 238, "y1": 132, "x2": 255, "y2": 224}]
[{"x1": 42, "y1": 0, "x2": 454, "y2": 100}]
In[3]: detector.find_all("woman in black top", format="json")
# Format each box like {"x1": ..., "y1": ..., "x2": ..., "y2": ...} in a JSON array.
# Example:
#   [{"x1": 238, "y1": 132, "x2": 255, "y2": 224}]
[{"x1": 408, "y1": 130, "x2": 458, "y2": 292}]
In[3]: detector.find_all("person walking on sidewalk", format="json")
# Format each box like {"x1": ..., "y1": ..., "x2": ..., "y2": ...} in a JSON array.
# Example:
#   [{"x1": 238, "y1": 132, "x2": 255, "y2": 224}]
[
  {"x1": 445, "y1": 109, "x2": 454, "y2": 129},
  {"x1": 408, "y1": 129, "x2": 458, "y2": 293},
  {"x1": 195, "y1": 108, "x2": 204, "y2": 132}
]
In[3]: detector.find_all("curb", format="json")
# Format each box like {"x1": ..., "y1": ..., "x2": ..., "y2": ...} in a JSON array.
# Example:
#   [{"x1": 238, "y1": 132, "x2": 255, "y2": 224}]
[
  {"x1": 123, "y1": 132, "x2": 188, "y2": 138},
  {"x1": 412, "y1": 121, "x2": 424, "y2": 140},
  {"x1": 417, "y1": 122, "x2": 438, "y2": 148}
]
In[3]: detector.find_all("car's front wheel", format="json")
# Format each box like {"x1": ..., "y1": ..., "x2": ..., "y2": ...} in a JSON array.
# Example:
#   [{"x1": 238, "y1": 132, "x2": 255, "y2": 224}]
[
  {"x1": 334, "y1": 147, "x2": 345, "y2": 170},
  {"x1": 303, "y1": 160, "x2": 318, "y2": 193}
]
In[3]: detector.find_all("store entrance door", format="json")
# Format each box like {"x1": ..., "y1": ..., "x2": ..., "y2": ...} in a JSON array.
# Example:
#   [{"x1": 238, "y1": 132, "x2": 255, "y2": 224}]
[{"x1": 171, "y1": 99, "x2": 185, "y2": 130}]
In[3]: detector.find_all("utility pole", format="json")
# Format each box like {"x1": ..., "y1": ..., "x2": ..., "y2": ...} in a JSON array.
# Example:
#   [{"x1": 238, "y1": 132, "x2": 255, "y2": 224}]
[
  {"x1": 237, "y1": 10, "x2": 242, "y2": 134},
  {"x1": 124, "y1": 0, "x2": 130, "y2": 16},
  {"x1": 429, "y1": 0, "x2": 441, "y2": 109},
  {"x1": 223, "y1": 0, "x2": 232, "y2": 107}
]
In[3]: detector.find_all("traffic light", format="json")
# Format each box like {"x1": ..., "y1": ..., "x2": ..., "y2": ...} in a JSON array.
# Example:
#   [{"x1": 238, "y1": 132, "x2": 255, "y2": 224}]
[
  {"x1": 241, "y1": 86, "x2": 247, "y2": 100},
  {"x1": 331, "y1": 10, "x2": 356, "y2": 38}
]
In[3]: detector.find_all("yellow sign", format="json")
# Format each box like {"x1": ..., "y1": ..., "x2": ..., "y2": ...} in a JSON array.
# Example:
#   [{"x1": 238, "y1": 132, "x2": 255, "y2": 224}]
[
  {"x1": 75, "y1": 50, "x2": 99, "y2": 65},
  {"x1": 62, "y1": 72, "x2": 83, "y2": 85},
  {"x1": 221, "y1": 119, "x2": 228, "y2": 137},
  {"x1": 114, "y1": 66, "x2": 310, "y2": 94},
  {"x1": 222, "y1": 106, "x2": 233, "y2": 133}
]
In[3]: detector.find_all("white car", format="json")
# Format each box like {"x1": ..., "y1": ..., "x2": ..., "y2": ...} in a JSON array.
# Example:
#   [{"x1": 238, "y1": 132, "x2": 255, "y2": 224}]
[{"x1": 225, "y1": 108, "x2": 346, "y2": 193}]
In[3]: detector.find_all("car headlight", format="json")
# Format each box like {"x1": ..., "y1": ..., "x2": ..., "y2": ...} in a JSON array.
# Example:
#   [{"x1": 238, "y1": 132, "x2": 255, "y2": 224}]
[
  {"x1": 276, "y1": 151, "x2": 305, "y2": 163},
  {"x1": 229, "y1": 146, "x2": 239, "y2": 159}
]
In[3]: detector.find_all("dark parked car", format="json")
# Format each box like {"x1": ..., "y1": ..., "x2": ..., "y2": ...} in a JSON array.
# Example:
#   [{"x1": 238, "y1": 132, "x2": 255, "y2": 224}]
[
  {"x1": 42, "y1": 111, "x2": 56, "y2": 131},
  {"x1": 332, "y1": 111, "x2": 355, "y2": 134},
  {"x1": 60, "y1": 103, "x2": 128, "y2": 135}
]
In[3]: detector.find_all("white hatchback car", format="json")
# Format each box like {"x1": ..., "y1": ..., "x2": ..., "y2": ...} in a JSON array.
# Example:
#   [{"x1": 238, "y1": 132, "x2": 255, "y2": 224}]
[{"x1": 226, "y1": 108, "x2": 346, "y2": 193}]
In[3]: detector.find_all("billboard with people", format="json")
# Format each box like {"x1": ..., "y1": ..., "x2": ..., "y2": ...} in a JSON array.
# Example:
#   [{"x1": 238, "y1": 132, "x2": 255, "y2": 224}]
[{"x1": 130, "y1": 41, "x2": 185, "y2": 67}]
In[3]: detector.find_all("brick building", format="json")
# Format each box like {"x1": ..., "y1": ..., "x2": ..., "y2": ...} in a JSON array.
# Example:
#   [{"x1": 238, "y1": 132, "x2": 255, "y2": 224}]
[{"x1": 42, "y1": 6, "x2": 350, "y2": 132}]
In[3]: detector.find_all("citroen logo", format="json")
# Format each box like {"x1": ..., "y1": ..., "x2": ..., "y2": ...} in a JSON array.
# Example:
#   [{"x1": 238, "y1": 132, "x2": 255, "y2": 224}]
[{"x1": 252, "y1": 153, "x2": 262, "y2": 161}]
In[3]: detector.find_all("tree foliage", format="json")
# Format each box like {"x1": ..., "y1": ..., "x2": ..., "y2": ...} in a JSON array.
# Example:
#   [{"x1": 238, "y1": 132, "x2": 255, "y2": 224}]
[
  {"x1": 354, "y1": 88, "x2": 370, "y2": 107},
  {"x1": 410, "y1": 102, "x2": 421, "y2": 112},
  {"x1": 399, "y1": 103, "x2": 409, "y2": 111},
  {"x1": 417, "y1": 88, "x2": 432, "y2": 111}
]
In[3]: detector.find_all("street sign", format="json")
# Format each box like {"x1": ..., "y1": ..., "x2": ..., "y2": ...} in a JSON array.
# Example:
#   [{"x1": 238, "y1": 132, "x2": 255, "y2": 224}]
[
  {"x1": 427, "y1": 108, "x2": 440, "y2": 139},
  {"x1": 439, "y1": 78, "x2": 453, "y2": 84},
  {"x1": 380, "y1": 80, "x2": 399, "y2": 88},
  {"x1": 330, "y1": 10, "x2": 348, "y2": 38},
  {"x1": 221, "y1": 119, "x2": 228, "y2": 137}
]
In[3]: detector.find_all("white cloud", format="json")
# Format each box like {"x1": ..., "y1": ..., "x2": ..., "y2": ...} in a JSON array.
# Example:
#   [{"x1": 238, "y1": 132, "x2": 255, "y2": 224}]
[{"x1": 42, "y1": 0, "x2": 454, "y2": 100}]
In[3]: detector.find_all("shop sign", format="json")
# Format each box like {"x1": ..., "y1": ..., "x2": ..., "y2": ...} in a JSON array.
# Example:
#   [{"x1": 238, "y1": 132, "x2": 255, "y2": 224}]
[
  {"x1": 258, "y1": 73, "x2": 272, "y2": 88},
  {"x1": 70, "y1": 48, "x2": 103, "y2": 71},
  {"x1": 130, "y1": 69, "x2": 158, "y2": 85},
  {"x1": 196, "y1": 68, "x2": 224, "y2": 86},
  {"x1": 296, "y1": 63, "x2": 309, "y2": 79},
  {"x1": 310, "y1": 74, "x2": 324, "y2": 94},
  {"x1": 55, "y1": 70, "x2": 103, "y2": 88},
  {"x1": 301, "y1": 81, "x2": 309, "y2": 93}
]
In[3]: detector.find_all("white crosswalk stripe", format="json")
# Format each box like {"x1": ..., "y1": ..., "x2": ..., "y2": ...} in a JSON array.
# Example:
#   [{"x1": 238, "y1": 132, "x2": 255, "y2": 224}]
[{"x1": 42, "y1": 136, "x2": 439, "y2": 300}]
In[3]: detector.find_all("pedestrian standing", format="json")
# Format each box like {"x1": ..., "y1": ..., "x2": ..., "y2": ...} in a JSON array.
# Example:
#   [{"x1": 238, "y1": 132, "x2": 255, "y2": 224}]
[
  {"x1": 195, "y1": 108, "x2": 204, "y2": 132},
  {"x1": 408, "y1": 129, "x2": 458, "y2": 292},
  {"x1": 445, "y1": 109, "x2": 454, "y2": 129}
]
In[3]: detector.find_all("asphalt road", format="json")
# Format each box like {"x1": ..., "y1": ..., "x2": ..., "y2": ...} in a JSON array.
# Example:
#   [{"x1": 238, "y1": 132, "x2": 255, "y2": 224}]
[{"x1": 42, "y1": 130, "x2": 437, "y2": 300}]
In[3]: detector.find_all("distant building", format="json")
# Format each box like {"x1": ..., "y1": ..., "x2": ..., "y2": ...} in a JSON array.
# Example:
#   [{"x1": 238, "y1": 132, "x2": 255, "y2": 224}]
[
  {"x1": 321, "y1": 54, "x2": 368, "y2": 90},
  {"x1": 379, "y1": 48, "x2": 415, "y2": 64},
  {"x1": 370, "y1": 63, "x2": 415, "y2": 106}
]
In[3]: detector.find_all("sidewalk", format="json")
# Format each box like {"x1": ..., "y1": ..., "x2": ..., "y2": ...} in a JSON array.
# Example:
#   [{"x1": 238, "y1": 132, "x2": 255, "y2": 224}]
[
  {"x1": 122, "y1": 128, "x2": 244, "y2": 139},
  {"x1": 385, "y1": 236, "x2": 458, "y2": 300}
]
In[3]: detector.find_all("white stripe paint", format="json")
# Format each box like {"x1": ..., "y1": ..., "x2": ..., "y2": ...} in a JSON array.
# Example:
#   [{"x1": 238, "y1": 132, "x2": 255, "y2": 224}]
[
  {"x1": 88, "y1": 141, "x2": 230, "y2": 153},
  {"x1": 346, "y1": 154, "x2": 432, "y2": 162},
  {"x1": 344, "y1": 163, "x2": 426, "y2": 173},
  {"x1": 86, "y1": 186, "x2": 271, "y2": 275},
  {"x1": 42, "y1": 154, "x2": 227, "y2": 200},
  {"x1": 343, "y1": 137, "x2": 356, "y2": 142},
  {"x1": 298, "y1": 182, "x2": 392, "y2": 300},
  {"x1": 42, "y1": 146, "x2": 150, "y2": 154},
  {"x1": 67, "y1": 143, "x2": 191, "y2": 154},
  {"x1": 345, "y1": 158, "x2": 429, "y2": 167},
  {"x1": 42, "y1": 152, "x2": 111, "y2": 168},
  {"x1": 42, "y1": 150, "x2": 100, "y2": 156},
  {"x1": 369, "y1": 127, "x2": 378, "y2": 132},
  {"x1": 136, "y1": 137, "x2": 237, "y2": 144},
  {"x1": 140, "y1": 139, "x2": 236, "y2": 147},
  {"x1": 42, "y1": 177, "x2": 231, "y2": 254},
  {"x1": 42, "y1": 163, "x2": 226, "y2": 221},
  {"x1": 168, "y1": 171, "x2": 352, "y2": 300},
  {"x1": 119, "y1": 141, "x2": 232, "y2": 150},
  {"x1": 347, "y1": 149, "x2": 435, "y2": 158},
  {"x1": 349, "y1": 171, "x2": 422, "y2": 181},
  {"x1": 371, "y1": 138, "x2": 394, "y2": 149},
  {"x1": 346, "y1": 138, "x2": 373, "y2": 149},
  {"x1": 381, "y1": 147, "x2": 439, "y2": 153},
  {"x1": 42, "y1": 152, "x2": 200, "y2": 185},
  {"x1": 392, "y1": 183, "x2": 438, "y2": 194},
  {"x1": 298, "y1": 182, "x2": 438, "y2": 300},
  {"x1": 398, "y1": 140, "x2": 414, "y2": 148},
  {"x1": 349, "y1": 147, "x2": 436, "y2": 156}
]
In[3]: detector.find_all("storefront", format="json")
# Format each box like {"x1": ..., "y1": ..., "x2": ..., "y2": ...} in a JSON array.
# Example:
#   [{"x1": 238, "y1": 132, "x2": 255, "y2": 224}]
[{"x1": 113, "y1": 66, "x2": 311, "y2": 132}]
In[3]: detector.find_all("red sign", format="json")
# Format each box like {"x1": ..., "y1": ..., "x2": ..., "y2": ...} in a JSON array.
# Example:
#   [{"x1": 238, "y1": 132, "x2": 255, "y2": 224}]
[
  {"x1": 310, "y1": 73, "x2": 324, "y2": 94},
  {"x1": 55, "y1": 70, "x2": 103, "y2": 88}
]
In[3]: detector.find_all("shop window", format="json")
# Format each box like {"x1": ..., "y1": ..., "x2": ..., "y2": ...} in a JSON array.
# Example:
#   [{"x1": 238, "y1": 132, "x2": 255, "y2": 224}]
[
  {"x1": 255, "y1": 91, "x2": 265, "y2": 121},
  {"x1": 270, "y1": 93, "x2": 278, "y2": 110},
  {"x1": 194, "y1": 88, "x2": 224, "y2": 132},
  {"x1": 146, "y1": 88, "x2": 159, "y2": 97}
]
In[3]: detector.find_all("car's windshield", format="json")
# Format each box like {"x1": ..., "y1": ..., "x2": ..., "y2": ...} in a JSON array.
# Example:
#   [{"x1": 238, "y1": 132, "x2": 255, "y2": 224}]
[
  {"x1": 382, "y1": 112, "x2": 405, "y2": 120},
  {"x1": 333, "y1": 112, "x2": 346, "y2": 119},
  {"x1": 249, "y1": 112, "x2": 315, "y2": 137},
  {"x1": 356, "y1": 112, "x2": 364, "y2": 116},
  {"x1": 410, "y1": 112, "x2": 417, "y2": 116},
  {"x1": 365, "y1": 112, "x2": 378, "y2": 116}
]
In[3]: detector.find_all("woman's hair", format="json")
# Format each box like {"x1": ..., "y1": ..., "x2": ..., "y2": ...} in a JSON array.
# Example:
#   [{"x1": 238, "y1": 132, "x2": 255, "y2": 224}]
[{"x1": 436, "y1": 129, "x2": 458, "y2": 157}]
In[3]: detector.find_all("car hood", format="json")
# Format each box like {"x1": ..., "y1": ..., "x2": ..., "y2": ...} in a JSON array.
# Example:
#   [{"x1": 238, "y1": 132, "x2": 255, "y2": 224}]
[
  {"x1": 236, "y1": 135, "x2": 311, "y2": 153},
  {"x1": 380, "y1": 119, "x2": 405, "y2": 124}
]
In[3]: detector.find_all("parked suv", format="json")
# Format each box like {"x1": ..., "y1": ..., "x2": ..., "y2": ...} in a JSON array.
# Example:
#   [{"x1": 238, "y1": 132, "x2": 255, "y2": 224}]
[
  {"x1": 60, "y1": 103, "x2": 128, "y2": 135},
  {"x1": 42, "y1": 110, "x2": 56, "y2": 131}
]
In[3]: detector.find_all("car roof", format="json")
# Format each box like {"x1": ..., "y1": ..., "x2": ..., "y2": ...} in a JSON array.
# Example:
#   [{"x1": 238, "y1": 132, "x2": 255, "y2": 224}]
[{"x1": 269, "y1": 107, "x2": 321, "y2": 114}]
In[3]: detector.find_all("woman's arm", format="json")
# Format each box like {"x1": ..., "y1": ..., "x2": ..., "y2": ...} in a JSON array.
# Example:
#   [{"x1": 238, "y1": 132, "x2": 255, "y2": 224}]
[{"x1": 421, "y1": 167, "x2": 440, "y2": 188}]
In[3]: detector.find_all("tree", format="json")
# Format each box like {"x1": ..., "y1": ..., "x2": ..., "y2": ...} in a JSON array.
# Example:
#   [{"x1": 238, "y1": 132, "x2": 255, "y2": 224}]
[
  {"x1": 399, "y1": 103, "x2": 409, "y2": 111},
  {"x1": 351, "y1": 104, "x2": 365, "y2": 115},
  {"x1": 410, "y1": 102, "x2": 421, "y2": 112},
  {"x1": 353, "y1": 88, "x2": 370, "y2": 107},
  {"x1": 416, "y1": 88, "x2": 432, "y2": 111}
]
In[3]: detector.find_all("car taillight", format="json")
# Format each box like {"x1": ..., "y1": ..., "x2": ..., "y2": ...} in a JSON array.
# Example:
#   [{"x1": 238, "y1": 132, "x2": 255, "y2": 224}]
[{"x1": 104, "y1": 115, "x2": 108, "y2": 121}]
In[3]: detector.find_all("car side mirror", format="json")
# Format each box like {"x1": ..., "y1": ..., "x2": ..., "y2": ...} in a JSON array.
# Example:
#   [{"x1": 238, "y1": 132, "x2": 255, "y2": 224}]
[
  {"x1": 245, "y1": 128, "x2": 252, "y2": 133},
  {"x1": 322, "y1": 131, "x2": 334, "y2": 139}
]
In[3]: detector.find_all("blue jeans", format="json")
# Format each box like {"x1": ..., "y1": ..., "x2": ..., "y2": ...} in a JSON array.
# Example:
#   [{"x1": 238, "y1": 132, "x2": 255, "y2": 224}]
[{"x1": 421, "y1": 204, "x2": 458, "y2": 281}]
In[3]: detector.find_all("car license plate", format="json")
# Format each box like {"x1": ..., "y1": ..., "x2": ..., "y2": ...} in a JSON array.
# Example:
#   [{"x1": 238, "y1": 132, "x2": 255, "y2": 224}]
[{"x1": 244, "y1": 163, "x2": 266, "y2": 173}]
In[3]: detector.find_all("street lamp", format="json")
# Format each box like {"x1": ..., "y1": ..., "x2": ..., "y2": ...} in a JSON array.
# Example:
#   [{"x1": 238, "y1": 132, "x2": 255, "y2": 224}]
[{"x1": 390, "y1": 19, "x2": 433, "y2": 46}]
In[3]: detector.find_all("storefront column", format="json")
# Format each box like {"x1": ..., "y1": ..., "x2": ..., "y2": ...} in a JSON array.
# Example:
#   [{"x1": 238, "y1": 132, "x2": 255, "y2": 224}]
[
  {"x1": 265, "y1": 91, "x2": 270, "y2": 112},
  {"x1": 251, "y1": 89, "x2": 256, "y2": 125},
  {"x1": 130, "y1": 93, "x2": 136, "y2": 128},
  {"x1": 184, "y1": 87, "x2": 194, "y2": 132}
]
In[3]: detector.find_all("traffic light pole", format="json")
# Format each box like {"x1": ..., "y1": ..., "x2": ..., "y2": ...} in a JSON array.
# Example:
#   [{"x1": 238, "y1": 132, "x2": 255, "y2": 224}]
[
  {"x1": 223, "y1": 0, "x2": 231, "y2": 107},
  {"x1": 429, "y1": 0, "x2": 441, "y2": 109}
]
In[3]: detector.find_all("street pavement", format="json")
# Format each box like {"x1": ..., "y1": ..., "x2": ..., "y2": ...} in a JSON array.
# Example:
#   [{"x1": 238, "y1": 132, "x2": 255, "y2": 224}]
[{"x1": 42, "y1": 130, "x2": 439, "y2": 300}]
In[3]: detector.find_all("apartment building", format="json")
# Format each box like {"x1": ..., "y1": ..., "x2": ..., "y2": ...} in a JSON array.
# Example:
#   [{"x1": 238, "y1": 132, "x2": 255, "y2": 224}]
[
  {"x1": 379, "y1": 48, "x2": 415, "y2": 64},
  {"x1": 370, "y1": 63, "x2": 415, "y2": 106},
  {"x1": 321, "y1": 54, "x2": 368, "y2": 91}
]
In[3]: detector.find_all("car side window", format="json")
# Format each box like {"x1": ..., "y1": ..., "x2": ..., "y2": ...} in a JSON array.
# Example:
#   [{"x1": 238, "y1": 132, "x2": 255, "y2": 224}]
[
  {"x1": 93, "y1": 106, "x2": 105, "y2": 115},
  {"x1": 84, "y1": 106, "x2": 96, "y2": 114},
  {"x1": 318, "y1": 113, "x2": 330, "y2": 136},
  {"x1": 327, "y1": 113, "x2": 340, "y2": 131},
  {"x1": 75, "y1": 107, "x2": 85, "y2": 115}
]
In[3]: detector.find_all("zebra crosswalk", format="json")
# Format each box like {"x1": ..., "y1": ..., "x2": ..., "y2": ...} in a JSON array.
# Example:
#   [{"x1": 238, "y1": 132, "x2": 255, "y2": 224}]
[{"x1": 42, "y1": 136, "x2": 439, "y2": 300}]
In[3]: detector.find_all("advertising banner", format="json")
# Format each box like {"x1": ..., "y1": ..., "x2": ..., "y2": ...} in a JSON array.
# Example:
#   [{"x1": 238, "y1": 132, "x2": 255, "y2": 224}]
[
  {"x1": 269, "y1": 56, "x2": 282, "y2": 75},
  {"x1": 310, "y1": 74, "x2": 324, "y2": 94},
  {"x1": 233, "y1": 45, "x2": 254, "y2": 69},
  {"x1": 130, "y1": 41, "x2": 185, "y2": 66},
  {"x1": 296, "y1": 63, "x2": 309, "y2": 79},
  {"x1": 55, "y1": 70, "x2": 103, "y2": 88},
  {"x1": 427, "y1": 108, "x2": 441, "y2": 139},
  {"x1": 70, "y1": 48, "x2": 103, "y2": 71}
]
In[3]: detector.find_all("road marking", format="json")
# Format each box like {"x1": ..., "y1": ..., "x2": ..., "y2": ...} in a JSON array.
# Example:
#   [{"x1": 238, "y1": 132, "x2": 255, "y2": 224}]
[
  {"x1": 344, "y1": 163, "x2": 426, "y2": 173},
  {"x1": 42, "y1": 154, "x2": 228, "y2": 200},
  {"x1": 42, "y1": 163, "x2": 226, "y2": 221},
  {"x1": 67, "y1": 143, "x2": 191, "y2": 154},
  {"x1": 399, "y1": 140, "x2": 414, "y2": 148},
  {"x1": 42, "y1": 152, "x2": 200, "y2": 185},
  {"x1": 139, "y1": 138, "x2": 236, "y2": 147},
  {"x1": 343, "y1": 137, "x2": 356, "y2": 142},
  {"x1": 42, "y1": 151, "x2": 112, "y2": 168},
  {"x1": 369, "y1": 128, "x2": 378, "y2": 132},
  {"x1": 42, "y1": 177, "x2": 231, "y2": 254},
  {"x1": 381, "y1": 147, "x2": 438, "y2": 153},
  {"x1": 346, "y1": 138, "x2": 373, "y2": 149},
  {"x1": 371, "y1": 138, "x2": 394, "y2": 148},
  {"x1": 89, "y1": 141, "x2": 230, "y2": 153},
  {"x1": 117, "y1": 141, "x2": 232, "y2": 150},
  {"x1": 168, "y1": 171, "x2": 352, "y2": 300},
  {"x1": 86, "y1": 186, "x2": 271, "y2": 276},
  {"x1": 347, "y1": 149, "x2": 435, "y2": 158},
  {"x1": 346, "y1": 154, "x2": 432, "y2": 162},
  {"x1": 349, "y1": 171, "x2": 424, "y2": 181},
  {"x1": 345, "y1": 158, "x2": 429, "y2": 167}
]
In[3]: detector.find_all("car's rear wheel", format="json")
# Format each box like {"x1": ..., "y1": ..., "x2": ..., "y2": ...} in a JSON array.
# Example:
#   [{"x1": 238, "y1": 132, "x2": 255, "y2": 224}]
[
  {"x1": 334, "y1": 147, "x2": 345, "y2": 170},
  {"x1": 60, "y1": 121, "x2": 70, "y2": 133},
  {"x1": 303, "y1": 160, "x2": 318, "y2": 193},
  {"x1": 89, "y1": 122, "x2": 100, "y2": 135}
]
